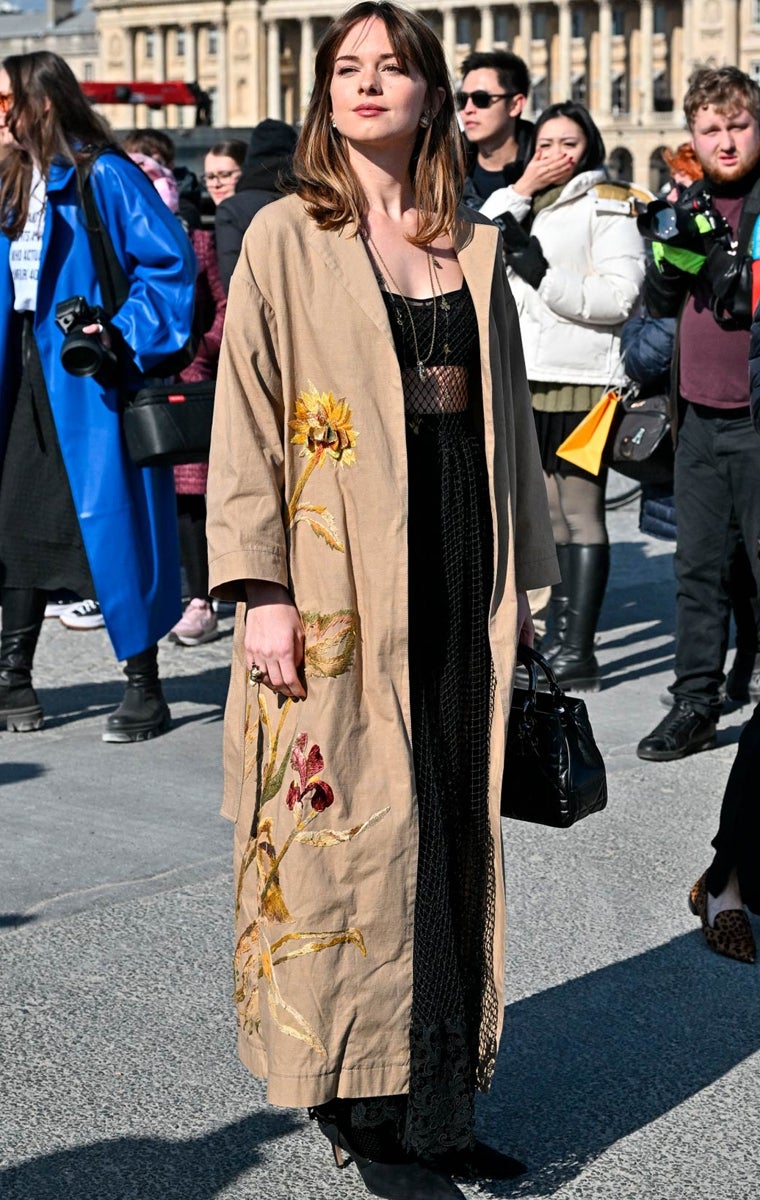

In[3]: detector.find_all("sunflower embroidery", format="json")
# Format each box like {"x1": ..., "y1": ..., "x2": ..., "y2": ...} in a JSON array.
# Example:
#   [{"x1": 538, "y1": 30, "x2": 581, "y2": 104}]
[{"x1": 286, "y1": 384, "x2": 358, "y2": 551}]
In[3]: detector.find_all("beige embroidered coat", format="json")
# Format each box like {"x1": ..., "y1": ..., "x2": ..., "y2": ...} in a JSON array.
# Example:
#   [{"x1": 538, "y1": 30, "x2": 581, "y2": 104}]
[{"x1": 206, "y1": 193, "x2": 558, "y2": 1108}]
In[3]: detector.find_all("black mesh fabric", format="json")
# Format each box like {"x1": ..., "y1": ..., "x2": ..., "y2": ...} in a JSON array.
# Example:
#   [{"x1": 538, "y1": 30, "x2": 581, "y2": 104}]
[{"x1": 344, "y1": 282, "x2": 498, "y2": 1161}]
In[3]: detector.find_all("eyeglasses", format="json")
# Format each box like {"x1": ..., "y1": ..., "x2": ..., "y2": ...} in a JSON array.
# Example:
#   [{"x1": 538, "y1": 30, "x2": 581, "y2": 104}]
[
  {"x1": 0, "y1": 93, "x2": 13, "y2": 115},
  {"x1": 455, "y1": 90, "x2": 514, "y2": 111},
  {"x1": 202, "y1": 168, "x2": 242, "y2": 185}
]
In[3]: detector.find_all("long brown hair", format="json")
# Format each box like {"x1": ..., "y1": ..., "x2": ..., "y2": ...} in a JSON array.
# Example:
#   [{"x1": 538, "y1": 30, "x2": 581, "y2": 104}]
[
  {"x1": 0, "y1": 51, "x2": 112, "y2": 238},
  {"x1": 293, "y1": 1, "x2": 464, "y2": 245}
]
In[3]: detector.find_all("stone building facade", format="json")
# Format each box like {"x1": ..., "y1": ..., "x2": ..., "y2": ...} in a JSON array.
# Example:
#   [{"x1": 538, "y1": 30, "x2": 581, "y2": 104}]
[
  {"x1": 6, "y1": 2, "x2": 760, "y2": 187},
  {"x1": 0, "y1": 1, "x2": 97, "y2": 80}
]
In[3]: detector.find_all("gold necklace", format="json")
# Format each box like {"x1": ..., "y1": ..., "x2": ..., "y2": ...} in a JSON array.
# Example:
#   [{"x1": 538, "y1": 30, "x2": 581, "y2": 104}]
[{"x1": 365, "y1": 233, "x2": 444, "y2": 381}]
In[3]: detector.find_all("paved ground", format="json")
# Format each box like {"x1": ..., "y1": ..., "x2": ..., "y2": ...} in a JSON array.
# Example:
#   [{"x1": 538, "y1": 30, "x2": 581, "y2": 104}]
[{"x1": 1, "y1": 490, "x2": 759, "y2": 1200}]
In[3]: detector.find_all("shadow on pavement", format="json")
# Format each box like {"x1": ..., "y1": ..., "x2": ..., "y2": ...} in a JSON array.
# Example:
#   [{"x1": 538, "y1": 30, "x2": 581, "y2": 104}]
[
  {"x1": 480, "y1": 931, "x2": 760, "y2": 1197},
  {"x1": 0, "y1": 762, "x2": 46, "y2": 785},
  {"x1": 0, "y1": 912, "x2": 37, "y2": 930},
  {"x1": 35, "y1": 666, "x2": 230, "y2": 729},
  {"x1": 0, "y1": 1110, "x2": 300, "y2": 1200}
]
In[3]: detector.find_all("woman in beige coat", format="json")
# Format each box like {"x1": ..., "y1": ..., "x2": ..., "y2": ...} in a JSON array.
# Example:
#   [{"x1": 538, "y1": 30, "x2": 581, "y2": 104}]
[{"x1": 207, "y1": 4, "x2": 557, "y2": 1197}]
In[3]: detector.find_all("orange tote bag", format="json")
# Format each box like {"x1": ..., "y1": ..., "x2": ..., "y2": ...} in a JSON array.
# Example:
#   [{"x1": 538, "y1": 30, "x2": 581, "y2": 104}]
[{"x1": 555, "y1": 389, "x2": 620, "y2": 475}]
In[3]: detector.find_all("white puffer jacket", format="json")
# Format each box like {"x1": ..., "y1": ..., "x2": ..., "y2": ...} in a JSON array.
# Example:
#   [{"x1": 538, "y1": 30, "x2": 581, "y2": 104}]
[{"x1": 483, "y1": 170, "x2": 646, "y2": 387}]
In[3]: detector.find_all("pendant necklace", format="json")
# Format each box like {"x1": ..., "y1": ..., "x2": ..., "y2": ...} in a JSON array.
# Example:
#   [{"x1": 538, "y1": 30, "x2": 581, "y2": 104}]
[{"x1": 364, "y1": 232, "x2": 445, "y2": 381}]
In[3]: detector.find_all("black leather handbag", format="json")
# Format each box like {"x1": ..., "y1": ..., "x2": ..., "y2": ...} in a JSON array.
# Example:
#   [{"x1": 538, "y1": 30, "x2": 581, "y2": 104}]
[
  {"x1": 603, "y1": 386, "x2": 674, "y2": 484},
  {"x1": 122, "y1": 380, "x2": 216, "y2": 467},
  {"x1": 502, "y1": 645, "x2": 608, "y2": 828}
]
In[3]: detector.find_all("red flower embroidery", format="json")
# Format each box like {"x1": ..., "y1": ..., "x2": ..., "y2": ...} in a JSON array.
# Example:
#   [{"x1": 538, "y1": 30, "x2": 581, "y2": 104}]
[{"x1": 287, "y1": 734, "x2": 334, "y2": 813}]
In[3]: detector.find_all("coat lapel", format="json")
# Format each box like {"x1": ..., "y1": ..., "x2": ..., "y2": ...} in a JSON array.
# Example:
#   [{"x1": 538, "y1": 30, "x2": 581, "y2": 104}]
[
  {"x1": 456, "y1": 213, "x2": 499, "y2": 343},
  {"x1": 305, "y1": 218, "x2": 395, "y2": 345}
]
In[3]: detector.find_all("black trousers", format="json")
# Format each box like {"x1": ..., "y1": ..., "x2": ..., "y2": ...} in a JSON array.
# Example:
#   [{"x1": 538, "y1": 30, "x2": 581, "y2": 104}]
[
  {"x1": 672, "y1": 404, "x2": 760, "y2": 718},
  {"x1": 707, "y1": 702, "x2": 760, "y2": 914}
]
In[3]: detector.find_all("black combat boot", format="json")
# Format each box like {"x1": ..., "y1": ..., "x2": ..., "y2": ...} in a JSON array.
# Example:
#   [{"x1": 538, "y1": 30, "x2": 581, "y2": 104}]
[
  {"x1": 548, "y1": 544, "x2": 610, "y2": 692},
  {"x1": 0, "y1": 588, "x2": 46, "y2": 732},
  {"x1": 102, "y1": 644, "x2": 171, "y2": 743},
  {"x1": 540, "y1": 543, "x2": 571, "y2": 661}
]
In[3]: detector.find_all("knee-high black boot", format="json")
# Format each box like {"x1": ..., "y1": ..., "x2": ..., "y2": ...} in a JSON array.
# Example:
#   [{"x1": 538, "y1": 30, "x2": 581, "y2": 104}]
[
  {"x1": 548, "y1": 544, "x2": 610, "y2": 692},
  {"x1": 540, "y1": 543, "x2": 571, "y2": 661},
  {"x1": 102, "y1": 644, "x2": 171, "y2": 743},
  {"x1": 0, "y1": 588, "x2": 46, "y2": 732}
]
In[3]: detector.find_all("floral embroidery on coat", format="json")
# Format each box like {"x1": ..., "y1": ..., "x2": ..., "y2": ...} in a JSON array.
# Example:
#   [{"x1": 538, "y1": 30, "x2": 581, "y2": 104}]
[
  {"x1": 234, "y1": 704, "x2": 390, "y2": 1055},
  {"x1": 286, "y1": 383, "x2": 358, "y2": 551},
  {"x1": 234, "y1": 386, "x2": 377, "y2": 1056}
]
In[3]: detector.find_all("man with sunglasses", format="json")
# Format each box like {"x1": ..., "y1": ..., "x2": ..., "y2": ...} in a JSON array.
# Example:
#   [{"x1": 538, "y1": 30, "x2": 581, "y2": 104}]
[{"x1": 460, "y1": 50, "x2": 572, "y2": 224}]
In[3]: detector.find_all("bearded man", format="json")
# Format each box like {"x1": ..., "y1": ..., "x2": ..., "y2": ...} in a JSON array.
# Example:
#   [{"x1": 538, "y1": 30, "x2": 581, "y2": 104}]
[{"x1": 637, "y1": 66, "x2": 760, "y2": 761}]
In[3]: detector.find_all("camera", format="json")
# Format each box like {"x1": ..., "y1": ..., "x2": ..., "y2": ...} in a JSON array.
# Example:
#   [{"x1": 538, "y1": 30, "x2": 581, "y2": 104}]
[
  {"x1": 637, "y1": 189, "x2": 730, "y2": 250},
  {"x1": 55, "y1": 296, "x2": 113, "y2": 378}
]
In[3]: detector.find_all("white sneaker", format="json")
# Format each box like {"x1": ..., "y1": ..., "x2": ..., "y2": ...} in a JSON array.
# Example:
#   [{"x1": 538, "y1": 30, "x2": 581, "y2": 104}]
[
  {"x1": 44, "y1": 594, "x2": 80, "y2": 619},
  {"x1": 59, "y1": 599, "x2": 105, "y2": 630}
]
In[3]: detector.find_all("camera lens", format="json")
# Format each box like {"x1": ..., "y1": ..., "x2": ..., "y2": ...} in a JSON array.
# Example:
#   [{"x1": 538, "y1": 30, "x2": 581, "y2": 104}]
[
  {"x1": 650, "y1": 206, "x2": 679, "y2": 240},
  {"x1": 60, "y1": 331, "x2": 105, "y2": 377}
]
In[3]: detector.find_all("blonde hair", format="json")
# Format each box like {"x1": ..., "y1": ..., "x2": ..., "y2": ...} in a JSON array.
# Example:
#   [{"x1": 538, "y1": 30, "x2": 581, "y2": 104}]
[{"x1": 293, "y1": 2, "x2": 464, "y2": 246}]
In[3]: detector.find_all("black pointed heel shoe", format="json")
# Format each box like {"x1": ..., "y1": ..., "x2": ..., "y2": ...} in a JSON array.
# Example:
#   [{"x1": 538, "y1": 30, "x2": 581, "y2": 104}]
[{"x1": 309, "y1": 1108, "x2": 466, "y2": 1200}]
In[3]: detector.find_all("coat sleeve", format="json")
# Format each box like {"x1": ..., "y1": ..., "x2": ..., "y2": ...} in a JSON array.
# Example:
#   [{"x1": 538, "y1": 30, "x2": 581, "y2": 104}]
[
  {"x1": 537, "y1": 207, "x2": 645, "y2": 327},
  {"x1": 180, "y1": 230, "x2": 227, "y2": 381},
  {"x1": 620, "y1": 311, "x2": 675, "y2": 386},
  {"x1": 479, "y1": 186, "x2": 532, "y2": 227},
  {"x1": 750, "y1": 312, "x2": 760, "y2": 436},
  {"x1": 206, "y1": 240, "x2": 288, "y2": 602},
  {"x1": 89, "y1": 155, "x2": 197, "y2": 375},
  {"x1": 492, "y1": 257, "x2": 559, "y2": 592},
  {"x1": 642, "y1": 254, "x2": 689, "y2": 318},
  {"x1": 215, "y1": 197, "x2": 245, "y2": 295}
]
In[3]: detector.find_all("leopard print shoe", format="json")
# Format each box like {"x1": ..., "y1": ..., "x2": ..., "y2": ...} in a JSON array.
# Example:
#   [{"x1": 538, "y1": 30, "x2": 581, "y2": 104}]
[{"x1": 689, "y1": 873, "x2": 756, "y2": 964}]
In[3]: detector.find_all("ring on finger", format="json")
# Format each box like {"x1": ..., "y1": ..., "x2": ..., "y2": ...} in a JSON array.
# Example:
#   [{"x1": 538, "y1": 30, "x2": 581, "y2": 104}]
[{"x1": 249, "y1": 664, "x2": 265, "y2": 685}]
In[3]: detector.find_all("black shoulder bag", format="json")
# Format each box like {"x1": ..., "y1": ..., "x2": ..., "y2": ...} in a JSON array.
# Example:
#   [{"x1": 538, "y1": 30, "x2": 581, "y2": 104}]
[
  {"x1": 603, "y1": 383, "x2": 674, "y2": 484},
  {"x1": 79, "y1": 148, "x2": 215, "y2": 468}
]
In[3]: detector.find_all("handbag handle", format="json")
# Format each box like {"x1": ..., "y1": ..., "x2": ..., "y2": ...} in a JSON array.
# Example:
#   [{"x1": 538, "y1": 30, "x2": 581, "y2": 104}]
[{"x1": 515, "y1": 643, "x2": 567, "y2": 709}]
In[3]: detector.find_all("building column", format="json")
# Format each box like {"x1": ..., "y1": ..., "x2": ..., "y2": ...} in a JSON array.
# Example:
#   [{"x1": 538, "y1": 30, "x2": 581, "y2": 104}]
[
  {"x1": 555, "y1": 0, "x2": 572, "y2": 103},
  {"x1": 724, "y1": 0, "x2": 738, "y2": 66},
  {"x1": 154, "y1": 25, "x2": 165, "y2": 81},
  {"x1": 300, "y1": 16, "x2": 314, "y2": 116},
  {"x1": 442, "y1": 7, "x2": 456, "y2": 73},
  {"x1": 597, "y1": 0, "x2": 611, "y2": 119},
  {"x1": 185, "y1": 24, "x2": 198, "y2": 82},
  {"x1": 480, "y1": 5, "x2": 494, "y2": 49},
  {"x1": 266, "y1": 18, "x2": 281, "y2": 119},
  {"x1": 639, "y1": 0, "x2": 654, "y2": 122},
  {"x1": 122, "y1": 28, "x2": 136, "y2": 125},
  {"x1": 124, "y1": 26, "x2": 135, "y2": 77},
  {"x1": 517, "y1": 1, "x2": 531, "y2": 60},
  {"x1": 216, "y1": 20, "x2": 228, "y2": 124},
  {"x1": 682, "y1": 0, "x2": 693, "y2": 71}
]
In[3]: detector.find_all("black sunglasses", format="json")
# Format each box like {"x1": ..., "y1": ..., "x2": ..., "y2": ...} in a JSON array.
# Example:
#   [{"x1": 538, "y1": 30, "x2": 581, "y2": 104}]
[{"x1": 456, "y1": 90, "x2": 514, "y2": 111}]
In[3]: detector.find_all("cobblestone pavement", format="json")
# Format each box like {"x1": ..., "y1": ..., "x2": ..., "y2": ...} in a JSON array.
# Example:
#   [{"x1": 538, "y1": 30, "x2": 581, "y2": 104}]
[{"x1": 1, "y1": 499, "x2": 759, "y2": 1200}]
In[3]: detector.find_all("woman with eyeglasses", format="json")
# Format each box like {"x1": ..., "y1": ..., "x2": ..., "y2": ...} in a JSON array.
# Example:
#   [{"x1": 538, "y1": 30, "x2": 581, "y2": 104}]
[
  {"x1": 481, "y1": 101, "x2": 646, "y2": 692},
  {"x1": 206, "y1": 3, "x2": 557, "y2": 1196},
  {"x1": 0, "y1": 51, "x2": 196, "y2": 738},
  {"x1": 202, "y1": 139, "x2": 246, "y2": 206}
]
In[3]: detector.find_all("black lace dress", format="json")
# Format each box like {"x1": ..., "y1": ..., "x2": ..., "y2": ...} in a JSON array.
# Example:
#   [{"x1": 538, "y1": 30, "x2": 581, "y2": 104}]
[{"x1": 325, "y1": 280, "x2": 499, "y2": 1163}]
